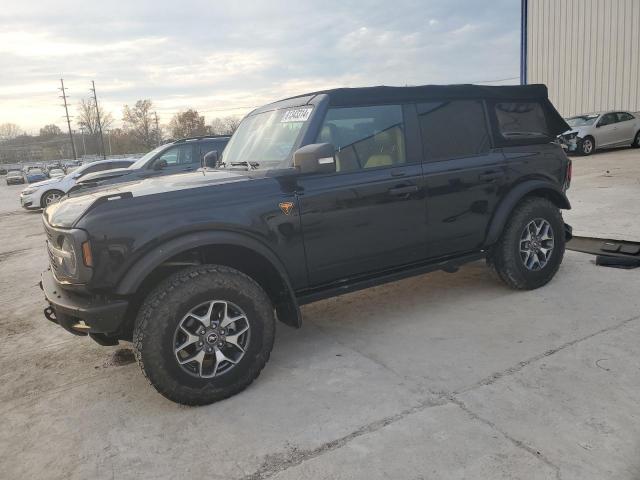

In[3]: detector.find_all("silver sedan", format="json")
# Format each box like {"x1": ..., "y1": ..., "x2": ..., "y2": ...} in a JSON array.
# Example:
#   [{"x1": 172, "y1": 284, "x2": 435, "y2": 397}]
[{"x1": 561, "y1": 111, "x2": 640, "y2": 155}]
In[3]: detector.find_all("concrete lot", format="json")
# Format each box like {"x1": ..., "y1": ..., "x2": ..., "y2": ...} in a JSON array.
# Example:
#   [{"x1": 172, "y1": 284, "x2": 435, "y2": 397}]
[{"x1": 1, "y1": 147, "x2": 639, "y2": 479}]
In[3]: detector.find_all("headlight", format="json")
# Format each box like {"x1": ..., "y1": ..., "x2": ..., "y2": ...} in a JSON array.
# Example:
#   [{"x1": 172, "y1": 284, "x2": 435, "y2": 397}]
[
  {"x1": 48, "y1": 235, "x2": 78, "y2": 278},
  {"x1": 22, "y1": 188, "x2": 37, "y2": 195}
]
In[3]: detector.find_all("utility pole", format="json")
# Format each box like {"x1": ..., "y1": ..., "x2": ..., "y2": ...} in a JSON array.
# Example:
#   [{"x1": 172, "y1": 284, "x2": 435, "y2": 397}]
[
  {"x1": 154, "y1": 111, "x2": 161, "y2": 146},
  {"x1": 90, "y1": 80, "x2": 107, "y2": 159},
  {"x1": 59, "y1": 79, "x2": 77, "y2": 160},
  {"x1": 79, "y1": 126, "x2": 87, "y2": 157}
]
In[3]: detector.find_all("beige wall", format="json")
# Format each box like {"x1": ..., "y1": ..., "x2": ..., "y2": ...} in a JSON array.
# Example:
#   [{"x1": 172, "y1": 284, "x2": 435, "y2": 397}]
[{"x1": 527, "y1": 0, "x2": 640, "y2": 116}]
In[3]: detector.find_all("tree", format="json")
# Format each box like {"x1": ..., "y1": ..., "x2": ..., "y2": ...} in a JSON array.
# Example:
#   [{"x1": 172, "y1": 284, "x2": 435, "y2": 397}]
[
  {"x1": 77, "y1": 98, "x2": 114, "y2": 135},
  {"x1": 39, "y1": 124, "x2": 62, "y2": 137},
  {"x1": 0, "y1": 123, "x2": 21, "y2": 141},
  {"x1": 209, "y1": 116, "x2": 242, "y2": 136},
  {"x1": 169, "y1": 109, "x2": 207, "y2": 139},
  {"x1": 122, "y1": 99, "x2": 157, "y2": 148}
]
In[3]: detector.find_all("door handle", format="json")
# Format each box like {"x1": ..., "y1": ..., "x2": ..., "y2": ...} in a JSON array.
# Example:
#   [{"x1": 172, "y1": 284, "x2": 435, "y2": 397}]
[
  {"x1": 479, "y1": 171, "x2": 505, "y2": 182},
  {"x1": 388, "y1": 185, "x2": 419, "y2": 196}
]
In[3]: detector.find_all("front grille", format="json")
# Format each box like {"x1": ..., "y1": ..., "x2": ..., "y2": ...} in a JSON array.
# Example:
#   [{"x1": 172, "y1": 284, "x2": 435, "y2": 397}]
[{"x1": 44, "y1": 223, "x2": 62, "y2": 276}]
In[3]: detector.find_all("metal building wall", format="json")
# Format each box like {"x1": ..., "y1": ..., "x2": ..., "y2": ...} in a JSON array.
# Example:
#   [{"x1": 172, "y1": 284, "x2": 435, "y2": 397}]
[{"x1": 526, "y1": 0, "x2": 640, "y2": 116}]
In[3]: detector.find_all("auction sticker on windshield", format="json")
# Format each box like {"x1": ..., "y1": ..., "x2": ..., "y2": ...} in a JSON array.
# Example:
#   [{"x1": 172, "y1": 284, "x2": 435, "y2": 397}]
[{"x1": 281, "y1": 107, "x2": 313, "y2": 123}]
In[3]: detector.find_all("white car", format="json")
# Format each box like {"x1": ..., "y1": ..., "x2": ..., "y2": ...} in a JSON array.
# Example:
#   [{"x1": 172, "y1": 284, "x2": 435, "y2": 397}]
[
  {"x1": 48, "y1": 168, "x2": 65, "y2": 179},
  {"x1": 561, "y1": 111, "x2": 640, "y2": 155},
  {"x1": 19, "y1": 159, "x2": 134, "y2": 209}
]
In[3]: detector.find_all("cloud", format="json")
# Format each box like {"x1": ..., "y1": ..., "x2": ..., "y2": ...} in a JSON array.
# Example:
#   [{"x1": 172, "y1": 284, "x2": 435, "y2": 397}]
[{"x1": 0, "y1": 0, "x2": 520, "y2": 132}]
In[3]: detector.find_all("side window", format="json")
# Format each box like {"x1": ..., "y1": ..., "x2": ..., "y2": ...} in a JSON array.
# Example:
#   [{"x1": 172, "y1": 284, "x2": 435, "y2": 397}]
[
  {"x1": 316, "y1": 105, "x2": 406, "y2": 172},
  {"x1": 76, "y1": 162, "x2": 111, "y2": 179},
  {"x1": 494, "y1": 102, "x2": 549, "y2": 139},
  {"x1": 617, "y1": 112, "x2": 633, "y2": 122},
  {"x1": 153, "y1": 144, "x2": 193, "y2": 167},
  {"x1": 598, "y1": 113, "x2": 617, "y2": 126},
  {"x1": 113, "y1": 161, "x2": 132, "y2": 169},
  {"x1": 418, "y1": 100, "x2": 490, "y2": 161},
  {"x1": 200, "y1": 141, "x2": 227, "y2": 160}
]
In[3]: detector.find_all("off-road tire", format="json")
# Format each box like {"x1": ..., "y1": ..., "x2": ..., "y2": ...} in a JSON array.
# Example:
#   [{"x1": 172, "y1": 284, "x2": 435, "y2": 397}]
[
  {"x1": 579, "y1": 136, "x2": 595, "y2": 155},
  {"x1": 41, "y1": 189, "x2": 64, "y2": 208},
  {"x1": 133, "y1": 265, "x2": 275, "y2": 405},
  {"x1": 488, "y1": 197, "x2": 565, "y2": 290}
]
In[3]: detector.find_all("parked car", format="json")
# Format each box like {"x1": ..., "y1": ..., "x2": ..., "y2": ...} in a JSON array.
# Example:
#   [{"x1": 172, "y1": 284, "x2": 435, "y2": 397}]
[
  {"x1": 20, "y1": 159, "x2": 134, "y2": 209},
  {"x1": 560, "y1": 111, "x2": 640, "y2": 155},
  {"x1": 25, "y1": 169, "x2": 48, "y2": 183},
  {"x1": 0, "y1": 167, "x2": 7, "y2": 175},
  {"x1": 48, "y1": 168, "x2": 65, "y2": 179},
  {"x1": 41, "y1": 84, "x2": 571, "y2": 405},
  {"x1": 5, "y1": 170, "x2": 25, "y2": 185},
  {"x1": 73, "y1": 136, "x2": 230, "y2": 190}
]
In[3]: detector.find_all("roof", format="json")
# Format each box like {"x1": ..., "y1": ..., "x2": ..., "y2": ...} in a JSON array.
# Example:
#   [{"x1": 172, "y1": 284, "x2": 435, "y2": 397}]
[{"x1": 276, "y1": 84, "x2": 552, "y2": 107}]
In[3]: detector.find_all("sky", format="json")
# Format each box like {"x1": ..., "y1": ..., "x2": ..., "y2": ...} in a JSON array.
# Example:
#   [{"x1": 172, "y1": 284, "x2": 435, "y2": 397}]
[{"x1": 0, "y1": 0, "x2": 521, "y2": 133}]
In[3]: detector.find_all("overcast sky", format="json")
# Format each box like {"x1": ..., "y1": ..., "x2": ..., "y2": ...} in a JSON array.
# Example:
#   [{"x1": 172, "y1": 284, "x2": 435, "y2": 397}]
[{"x1": 0, "y1": 0, "x2": 521, "y2": 133}]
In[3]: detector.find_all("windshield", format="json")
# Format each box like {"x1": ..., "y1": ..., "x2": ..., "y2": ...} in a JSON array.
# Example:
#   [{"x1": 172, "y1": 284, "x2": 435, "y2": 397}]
[
  {"x1": 130, "y1": 145, "x2": 166, "y2": 169},
  {"x1": 566, "y1": 114, "x2": 599, "y2": 127},
  {"x1": 220, "y1": 106, "x2": 312, "y2": 169}
]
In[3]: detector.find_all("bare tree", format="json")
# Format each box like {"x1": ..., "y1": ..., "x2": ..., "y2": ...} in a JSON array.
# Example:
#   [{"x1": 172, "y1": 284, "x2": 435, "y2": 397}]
[
  {"x1": 0, "y1": 123, "x2": 21, "y2": 141},
  {"x1": 122, "y1": 99, "x2": 157, "y2": 148},
  {"x1": 39, "y1": 124, "x2": 63, "y2": 137},
  {"x1": 77, "y1": 98, "x2": 114, "y2": 135},
  {"x1": 169, "y1": 109, "x2": 207, "y2": 139},
  {"x1": 209, "y1": 116, "x2": 242, "y2": 136}
]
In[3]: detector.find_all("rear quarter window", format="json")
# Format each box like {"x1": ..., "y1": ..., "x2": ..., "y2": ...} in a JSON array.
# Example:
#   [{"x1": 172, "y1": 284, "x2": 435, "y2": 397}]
[{"x1": 494, "y1": 102, "x2": 550, "y2": 140}]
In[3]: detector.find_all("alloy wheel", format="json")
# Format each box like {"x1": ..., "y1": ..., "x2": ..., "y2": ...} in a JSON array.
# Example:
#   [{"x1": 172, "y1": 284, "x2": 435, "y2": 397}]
[
  {"x1": 45, "y1": 192, "x2": 62, "y2": 205},
  {"x1": 173, "y1": 300, "x2": 250, "y2": 378},
  {"x1": 519, "y1": 218, "x2": 555, "y2": 271},
  {"x1": 582, "y1": 138, "x2": 593, "y2": 154}
]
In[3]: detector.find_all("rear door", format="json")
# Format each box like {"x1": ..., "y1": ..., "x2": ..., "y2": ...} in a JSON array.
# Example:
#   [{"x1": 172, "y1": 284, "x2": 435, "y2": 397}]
[
  {"x1": 418, "y1": 99, "x2": 507, "y2": 258},
  {"x1": 615, "y1": 112, "x2": 636, "y2": 144},
  {"x1": 297, "y1": 104, "x2": 428, "y2": 286},
  {"x1": 595, "y1": 113, "x2": 619, "y2": 147}
]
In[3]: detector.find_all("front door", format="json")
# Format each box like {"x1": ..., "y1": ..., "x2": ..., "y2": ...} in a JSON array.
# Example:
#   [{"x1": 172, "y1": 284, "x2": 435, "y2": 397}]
[
  {"x1": 147, "y1": 143, "x2": 197, "y2": 177},
  {"x1": 297, "y1": 104, "x2": 427, "y2": 286}
]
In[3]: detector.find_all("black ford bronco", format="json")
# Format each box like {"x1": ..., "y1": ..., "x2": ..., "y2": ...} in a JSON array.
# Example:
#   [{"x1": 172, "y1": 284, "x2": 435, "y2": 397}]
[{"x1": 41, "y1": 84, "x2": 572, "y2": 405}]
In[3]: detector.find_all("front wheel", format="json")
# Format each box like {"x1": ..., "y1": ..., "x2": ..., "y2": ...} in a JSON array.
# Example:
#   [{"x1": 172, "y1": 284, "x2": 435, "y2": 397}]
[
  {"x1": 579, "y1": 136, "x2": 595, "y2": 155},
  {"x1": 133, "y1": 265, "x2": 275, "y2": 405},
  {"x1": 488, "y1": 197, "x2": 565, "y2": 290},
  {"x1": 41, "y1": 190, "x2": 64, "y2": 207}
]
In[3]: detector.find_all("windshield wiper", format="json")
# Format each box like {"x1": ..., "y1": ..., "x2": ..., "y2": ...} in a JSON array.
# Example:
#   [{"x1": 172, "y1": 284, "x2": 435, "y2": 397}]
[{"x1": 230, "y1": 161, "x2": 260, "y2": 170}]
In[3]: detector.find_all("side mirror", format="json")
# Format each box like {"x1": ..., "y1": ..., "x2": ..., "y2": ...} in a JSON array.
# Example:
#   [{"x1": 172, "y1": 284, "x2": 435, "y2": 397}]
[
  {"x1": 202, "y1": 150, "x2": 219, "y2": 169},
  {"x1": 293, "y1": 143, "x2": 336, "y2": 174},
  {"x1": 154, "y1": 159, "x2": 168, "y2": 171}
]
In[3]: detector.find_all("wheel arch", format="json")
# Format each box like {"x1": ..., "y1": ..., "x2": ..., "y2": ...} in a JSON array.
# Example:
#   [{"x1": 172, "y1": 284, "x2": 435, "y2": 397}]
[
  {"x1": 40, "y1": 188, "x2": 65, "y2": 208},
  {"x1": 115, "y1": 231, "x2": 302, "y2": 328},
  {"x1": 484, "y1": 180, "x2": 571, "y2": 247}
]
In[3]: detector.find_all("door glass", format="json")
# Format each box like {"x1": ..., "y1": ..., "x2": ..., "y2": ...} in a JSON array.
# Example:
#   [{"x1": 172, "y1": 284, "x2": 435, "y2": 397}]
[
  {"x1": 418, "y1": 100, "x2": 490, "y2": 161},
  {"x1": 317, "y1": 105, "x2": 406, "y2": 172},
  {"x1": 598, "y1": 113, "x2": 616, "y2": 126},
  {"x1": 617, "y1": 112, "x2": 633, "y2": 122},
  {"x1": 154, "y1": 145, "x2": 193, "y2": 167}
]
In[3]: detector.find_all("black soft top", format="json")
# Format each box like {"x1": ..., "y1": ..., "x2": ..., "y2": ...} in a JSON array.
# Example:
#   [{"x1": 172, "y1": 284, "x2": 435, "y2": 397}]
[{"x1": 316, "y1": 84, "x2": 552, "y2": 106}]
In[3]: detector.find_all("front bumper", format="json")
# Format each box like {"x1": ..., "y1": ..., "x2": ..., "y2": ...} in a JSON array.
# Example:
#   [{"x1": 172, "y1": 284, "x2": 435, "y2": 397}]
[
  {"x1": 20, "y1": 193, "x2": 38, "y2": 209},
  {"x1": 40, "y1": 268, "x2": 129, "y2": 339}
]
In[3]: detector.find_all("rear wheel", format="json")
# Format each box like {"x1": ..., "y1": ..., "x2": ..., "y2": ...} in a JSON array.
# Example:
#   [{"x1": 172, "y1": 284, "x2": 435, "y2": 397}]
[
  {"x1": 488, "y1": 197, "x2": 565, "y2": 290},
  {"x1": 133, "y1": 265, "x2": 275, "y2": 405},
  {"x1": 579, "y1": 136, "x2": 595, "y2": 155},
  {"x1": 632, "y1": 131, "x2": 640, "y2": 148},
  {"x1": 41, "y1": 190, "x2": 64, "y2": 207}
]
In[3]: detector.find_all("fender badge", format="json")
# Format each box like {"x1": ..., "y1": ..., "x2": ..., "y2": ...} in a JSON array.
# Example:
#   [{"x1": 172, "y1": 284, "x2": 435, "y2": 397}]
[{"x1": 279, "y1": 201, "x2": 295, "y2": 215}]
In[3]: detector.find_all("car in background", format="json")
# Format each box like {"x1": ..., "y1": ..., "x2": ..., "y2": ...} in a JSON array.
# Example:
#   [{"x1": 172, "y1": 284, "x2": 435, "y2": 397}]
[
  {"x1": 25, "y1": 169, "x2": 48, "y2": 183},
  {"x1": 560, "y1": 111, "x2": 640, "y2": 155},
  {"x1": 20, "y1": 159, "x2": 134, "y2": 209},
  {"x1": 5, "y1": 170, "x2": 25, "y2": 185},
  {"x1": 74, "y1": 136, "x2": 230, "y2": 189},
  {"x1": 0, "y1": 167, "x2": 7, "y2": 176},
  {"x1": 48, "y1": 168, "x2": 65, "y2": 179}
]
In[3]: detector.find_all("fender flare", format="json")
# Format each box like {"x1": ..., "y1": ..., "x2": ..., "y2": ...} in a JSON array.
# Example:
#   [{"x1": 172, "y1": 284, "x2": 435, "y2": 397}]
[
  {"x1": 484, "y1": 180, "x2": 571, "y2": 247},
  {"x1": 115, "y1": 231, "x2": 302, "y2": 327}
]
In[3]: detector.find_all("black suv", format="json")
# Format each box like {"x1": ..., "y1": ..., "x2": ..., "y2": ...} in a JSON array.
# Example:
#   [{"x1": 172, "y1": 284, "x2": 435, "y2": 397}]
[
  {"x1": 73, "y1": 135, "x2": 230, "y2": 188},
  {"x1": 41, "y1": 84, "x2": 572, "y2": 405}
]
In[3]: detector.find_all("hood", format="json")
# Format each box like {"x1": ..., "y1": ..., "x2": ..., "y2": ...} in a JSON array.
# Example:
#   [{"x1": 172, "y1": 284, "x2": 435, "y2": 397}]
[
  {"x1": 24, "y1": 177, "x2": 62, "y2": 189},
  {"x1": 78, "y1": 167, "x2": 132, "y2": 184},
  {"x1": 45, "y1": 169, "x2": 250, "y2": 228}
]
